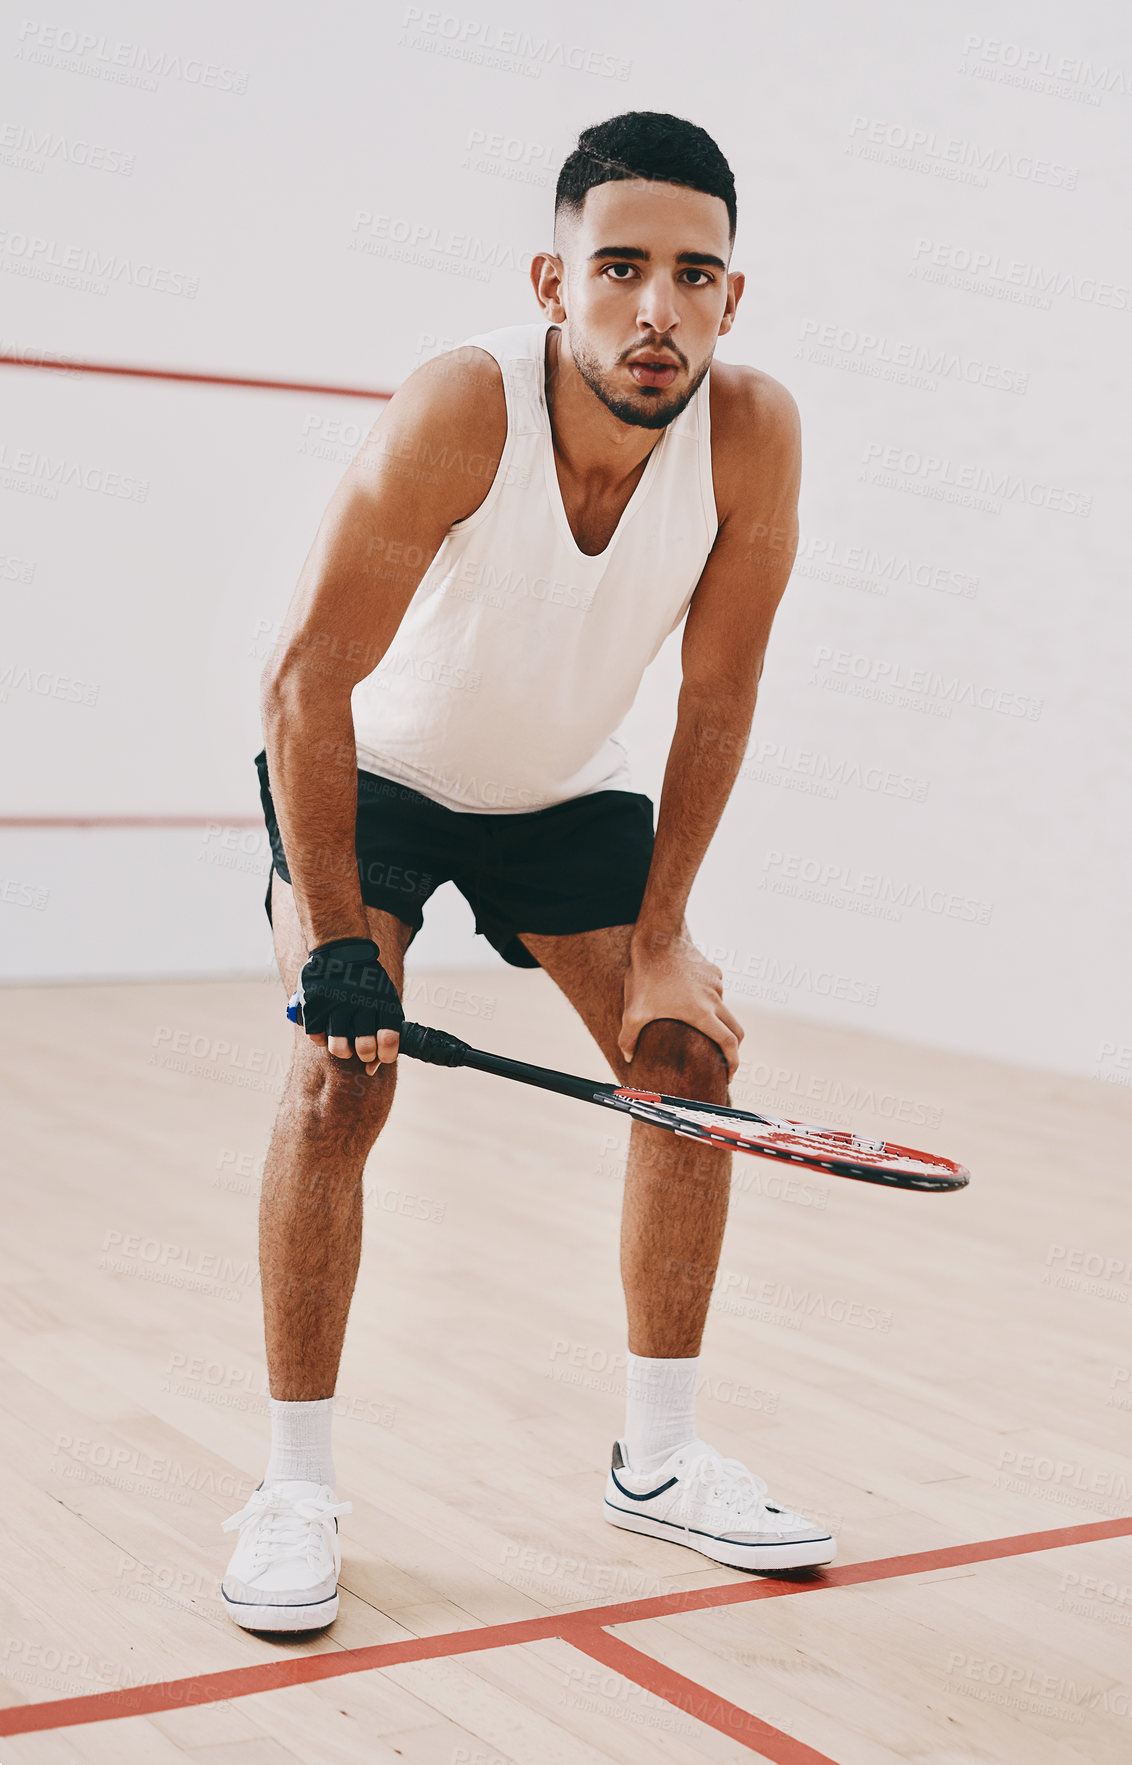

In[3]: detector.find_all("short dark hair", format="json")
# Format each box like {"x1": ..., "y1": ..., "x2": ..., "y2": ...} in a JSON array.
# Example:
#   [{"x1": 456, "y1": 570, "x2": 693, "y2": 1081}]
[{"x1": 555, "y1": 112, "x2": 737, "y2": 243}]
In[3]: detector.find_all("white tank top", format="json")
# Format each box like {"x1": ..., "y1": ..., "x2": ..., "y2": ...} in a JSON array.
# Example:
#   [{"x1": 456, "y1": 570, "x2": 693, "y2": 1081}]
[{"x1": 350, "y1": 320, "x2": 718, "y2": 813}]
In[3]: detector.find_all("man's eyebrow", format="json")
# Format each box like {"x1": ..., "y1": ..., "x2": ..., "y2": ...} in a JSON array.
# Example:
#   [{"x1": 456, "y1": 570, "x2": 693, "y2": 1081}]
[
  {"x1": 589, "y1": 245, "x2": 728, "y2": 272},
  {"x1": 589, "y1": 245, "x2": 649, "y2": 261},
  {"x1": 676, "y1": 250, "x2": 728, "y2": 271}
]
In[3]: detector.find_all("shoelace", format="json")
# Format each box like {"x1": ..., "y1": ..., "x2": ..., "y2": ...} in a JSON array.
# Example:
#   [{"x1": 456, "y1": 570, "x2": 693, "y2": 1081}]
[
  {"x1": 671, "y1": 1445, "x2": 771, "y2": 1533},
  {"x1": 221, "y1": 1488, "x2": 353, "y2": 1568}
]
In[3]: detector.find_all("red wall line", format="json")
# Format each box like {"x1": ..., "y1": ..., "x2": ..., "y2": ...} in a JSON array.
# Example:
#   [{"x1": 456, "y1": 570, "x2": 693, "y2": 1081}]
[
  {"x1": 0, "y1": 817, "x2": 264, "y2": 829},
  {"x1": 0, "y1": 350, "x2": 393, "y2": 401},
  {"x1": 0, "y1": 346, "x2": 387, "y2": 829}
]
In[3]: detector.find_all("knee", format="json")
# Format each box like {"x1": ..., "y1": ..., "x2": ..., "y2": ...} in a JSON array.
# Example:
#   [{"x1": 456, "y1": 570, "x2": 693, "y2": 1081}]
[
  {"x1": 625, "y1": 1019, "x2": 729, "y2": 1105},
  {"x1": 286, "y1": 1050, "x2": 394, "y2": 1149}
]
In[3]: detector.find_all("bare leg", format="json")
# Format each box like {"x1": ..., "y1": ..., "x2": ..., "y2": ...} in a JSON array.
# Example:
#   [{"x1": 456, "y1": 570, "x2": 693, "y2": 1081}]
[
  {"x1": 518, "y1": 926, "x2": 732, "y2": 1359},
  {"x1": 260, "y1": 873, "x2": 414, "y2": 1400}
]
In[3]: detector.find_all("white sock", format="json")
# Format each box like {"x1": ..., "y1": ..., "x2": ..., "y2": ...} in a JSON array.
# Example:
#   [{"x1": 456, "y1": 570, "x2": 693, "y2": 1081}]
[
  {"x1": 264, "y1": 1396, "x2": 336, "y2": 1487},
  {"x1": 624, "y1": 1352, "x2": 700, "y2": 1472}
]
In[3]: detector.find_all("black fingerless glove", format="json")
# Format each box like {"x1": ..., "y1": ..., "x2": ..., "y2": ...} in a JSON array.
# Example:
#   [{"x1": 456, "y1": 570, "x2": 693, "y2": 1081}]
[{"x1": 294, "y1": 938, "x2": 404, "y2": 1044}]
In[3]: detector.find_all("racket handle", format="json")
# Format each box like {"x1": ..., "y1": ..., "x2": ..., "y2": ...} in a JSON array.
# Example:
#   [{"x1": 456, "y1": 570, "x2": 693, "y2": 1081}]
[
  {"x1": 284, "y1": 1001, "x2": 463, "y2": 1065},
  {"x1": 397, "y1": 1022, "x2": 471, "y2": 1066}
]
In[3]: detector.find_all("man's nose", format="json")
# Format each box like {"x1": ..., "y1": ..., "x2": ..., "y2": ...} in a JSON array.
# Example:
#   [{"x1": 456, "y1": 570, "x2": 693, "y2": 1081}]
[{"x1": 635, "y1": 280, "x2": 680, "y2": 336}]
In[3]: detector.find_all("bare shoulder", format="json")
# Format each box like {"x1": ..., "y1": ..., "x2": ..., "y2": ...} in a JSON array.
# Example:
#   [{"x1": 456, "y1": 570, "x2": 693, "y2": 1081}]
[
  {"x1": 392, "y1": 343, "x2": 507, "y2": 441},
  {"x1": 708, "y1": 362, "x2": 801, "y2": 518},
  {"x1": 351, "y1": 343, "x2": 508, "y2": 523},
  {"x1": 708, "y1": 360, "x2": 800, "y2": 441}
]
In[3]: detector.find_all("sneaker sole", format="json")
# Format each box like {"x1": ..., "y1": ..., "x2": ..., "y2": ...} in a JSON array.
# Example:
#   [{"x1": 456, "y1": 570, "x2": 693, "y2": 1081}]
[
  {"x1": 604, "y1": 1500, "x2": 836, "y2": 1572},
  {"x1": 221, "y1": 1591, "x2": 339, "y2": 1632}
]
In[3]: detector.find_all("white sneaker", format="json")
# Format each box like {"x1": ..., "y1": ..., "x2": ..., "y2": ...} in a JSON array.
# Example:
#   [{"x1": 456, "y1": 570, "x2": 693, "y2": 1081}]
[
  {"x1": 220, "y1": 1480, "x2": 352, "y2": 1631},
  {"x1": 604, "y1": 1439, "x2": 836, "y2": 1572}
]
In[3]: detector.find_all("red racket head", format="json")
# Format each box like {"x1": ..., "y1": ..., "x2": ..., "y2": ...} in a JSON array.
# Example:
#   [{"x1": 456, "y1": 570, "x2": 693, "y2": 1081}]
[{"x1": 612, "y1": 1090, "x2": 968, "y2": 1191}]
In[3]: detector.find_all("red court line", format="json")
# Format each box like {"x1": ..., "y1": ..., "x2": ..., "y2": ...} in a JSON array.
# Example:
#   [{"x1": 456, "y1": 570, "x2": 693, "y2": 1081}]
[
  {"x1": 566, "y1": 1627, "x2": 837, "y2": 1764},
  {"x1": 1, "y1": 1514, "x2": 1128, "y2": 1737},
  {"x1": 559, "y1": 1512, "x2": 1132, "y2": 1631},
  {"x1": 0, "y1": 816, "x2": 263, "y2": 828},
  {"x1": 0, "y1": 350, "x2": 393, "y2": 402}
]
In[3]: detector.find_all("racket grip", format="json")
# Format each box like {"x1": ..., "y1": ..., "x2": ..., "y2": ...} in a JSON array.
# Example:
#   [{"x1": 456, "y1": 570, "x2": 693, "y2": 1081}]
[
  {"x1": 286, "y1": 989, "x2": 302, "y2": 1025},
  {"x1": 397, "y1": 1022, "x2": 471, "y2": 1066}
]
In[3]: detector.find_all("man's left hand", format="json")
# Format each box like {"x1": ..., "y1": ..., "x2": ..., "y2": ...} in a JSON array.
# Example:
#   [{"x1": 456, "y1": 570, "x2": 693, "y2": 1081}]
[{"x1": 619, "y1": 926, "x2": 745, "y2": 1080}]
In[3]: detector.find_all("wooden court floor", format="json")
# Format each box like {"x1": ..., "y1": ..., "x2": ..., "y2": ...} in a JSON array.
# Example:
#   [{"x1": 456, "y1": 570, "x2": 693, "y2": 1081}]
[{"x1": 1, "y1": 966, "x2": 1130, "y2": 1763}]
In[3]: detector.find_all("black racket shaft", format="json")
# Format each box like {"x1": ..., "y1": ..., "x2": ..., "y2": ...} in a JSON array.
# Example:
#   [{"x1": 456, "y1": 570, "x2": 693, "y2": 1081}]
[
  {"x1": 398, "y1": 1021, "x2": 624, "y2": 1106},
  {"x1": 398, "y1": 1021, "x2": 790, "y2": 1127}
]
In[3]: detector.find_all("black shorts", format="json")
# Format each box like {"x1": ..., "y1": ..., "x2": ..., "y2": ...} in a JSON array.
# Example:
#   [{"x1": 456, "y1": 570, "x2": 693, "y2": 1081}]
[{"x1": 253, "y1": 750, "x2": 655, "y2": 969}]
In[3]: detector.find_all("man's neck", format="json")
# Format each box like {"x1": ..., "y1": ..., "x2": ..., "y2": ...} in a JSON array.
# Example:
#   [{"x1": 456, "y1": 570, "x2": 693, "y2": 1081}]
[{"x1": 545, "y1": 325, "x2": 661, "y2": 492}]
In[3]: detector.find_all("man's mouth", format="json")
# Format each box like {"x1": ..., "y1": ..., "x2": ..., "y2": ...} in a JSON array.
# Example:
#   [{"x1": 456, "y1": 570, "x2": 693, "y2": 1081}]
[{"x1": 627, "y1": 356, "x2": 679, "y2": 388}]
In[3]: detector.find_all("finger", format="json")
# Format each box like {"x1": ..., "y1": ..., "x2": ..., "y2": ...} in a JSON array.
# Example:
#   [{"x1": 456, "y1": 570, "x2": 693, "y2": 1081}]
[
  {"x1": 364, "y1": 1028, "x2": 401, "y2": 1077},
  {"x1": 684, "y1": 1010, "x2": 741, "y2": 1080},
  {"x1": 711, "y1": 1020, "x2": 742, "y2": 1080},
  {"x1": 718, "y1": 1001, "x2": 745, "y2": 1041},
  {"x1": 353, "y1": 1035, "x2": 377, "y2": 1067},
  {"x1": 307, "y1": 1031, "x2": 328, "y2": 1047},
  {"x1": 327, "y1": 1035, "x2": 354, "y2": 1060}
]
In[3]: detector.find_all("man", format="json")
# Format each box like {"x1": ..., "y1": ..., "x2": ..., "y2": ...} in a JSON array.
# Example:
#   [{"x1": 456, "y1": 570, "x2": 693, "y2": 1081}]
[{"x1": 220, "y1": 110, "x2": 834, "y2": 1634}]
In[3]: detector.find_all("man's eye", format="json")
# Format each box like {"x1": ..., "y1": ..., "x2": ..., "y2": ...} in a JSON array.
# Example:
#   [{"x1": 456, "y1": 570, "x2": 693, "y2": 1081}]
[
  {"x1": 682, "y1": 269, "x2": 712, "y2": 285},
  {"x1": 604, "y1": 263, "x2": 636, "y2": 279}
]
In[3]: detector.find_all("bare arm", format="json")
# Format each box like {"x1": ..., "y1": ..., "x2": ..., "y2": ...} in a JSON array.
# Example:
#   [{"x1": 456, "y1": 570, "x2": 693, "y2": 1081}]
[
  {"x1": 619, "y1": 369, "x2": 801, "y2": 1073},
  {"x1": 260, "y1": 348, "x2": 506, "y2": 951}
]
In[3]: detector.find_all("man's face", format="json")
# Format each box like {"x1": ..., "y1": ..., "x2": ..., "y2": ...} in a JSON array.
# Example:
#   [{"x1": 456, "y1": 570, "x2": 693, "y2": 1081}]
[{"x1": 547, "y1": 178, "x2": 740, "y2": 431}]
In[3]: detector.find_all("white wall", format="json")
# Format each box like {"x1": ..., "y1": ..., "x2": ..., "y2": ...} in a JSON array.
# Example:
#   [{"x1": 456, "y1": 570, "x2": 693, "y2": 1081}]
[{"x1": 1, "y1": 0, "x2": 1129, "y2": 1080}]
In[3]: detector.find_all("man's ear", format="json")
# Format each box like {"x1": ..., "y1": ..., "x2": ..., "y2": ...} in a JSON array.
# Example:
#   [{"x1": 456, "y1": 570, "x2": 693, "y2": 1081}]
[
  {"x1": 718, "y1": 269, "x2": 744, "y2": 338},
  {"x1": 530, "y1": 250, "x2": 567, "y2": 323}
]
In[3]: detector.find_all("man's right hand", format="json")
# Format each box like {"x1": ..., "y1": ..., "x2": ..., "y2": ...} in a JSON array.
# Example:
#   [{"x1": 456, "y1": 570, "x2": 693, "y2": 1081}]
[{"x1": 293, "y1": 938, "x2": 404, "y2": 1073}]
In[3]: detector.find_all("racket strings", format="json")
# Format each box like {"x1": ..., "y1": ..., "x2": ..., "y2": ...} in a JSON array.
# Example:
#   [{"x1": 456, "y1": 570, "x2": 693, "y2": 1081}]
[{"x1": 624, "y1": 1099, "x2": 954, "y2": 1178}]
